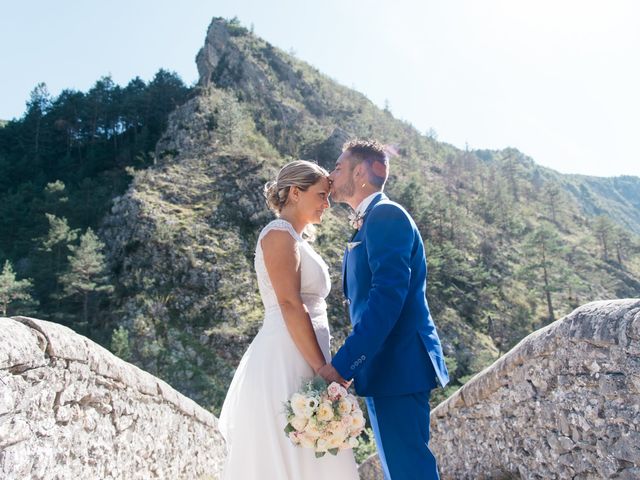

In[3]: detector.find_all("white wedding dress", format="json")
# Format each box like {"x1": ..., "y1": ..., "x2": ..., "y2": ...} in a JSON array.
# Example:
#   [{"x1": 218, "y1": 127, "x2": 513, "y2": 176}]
[{"x1": 218, "y1": 219, "x2": 359, "y2": 480}]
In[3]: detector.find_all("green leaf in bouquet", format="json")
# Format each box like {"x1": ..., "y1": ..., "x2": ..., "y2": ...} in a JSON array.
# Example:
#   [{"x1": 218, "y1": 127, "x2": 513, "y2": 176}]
[
  {"x1": 315, "y1": 451, "x2": 326, "y2": 458},
  {"x1": 282, "y1": 401, "x2": 293, "y2": 417},
  {"x1": 284, "y1": 423, "x2": 295, "y2": 435},
  {"x1": 310, "y1": 375, "x2": 328, "y2": 392},
  {"x1": 328, "y1": 448, "x2": 339, "y2": 456}
]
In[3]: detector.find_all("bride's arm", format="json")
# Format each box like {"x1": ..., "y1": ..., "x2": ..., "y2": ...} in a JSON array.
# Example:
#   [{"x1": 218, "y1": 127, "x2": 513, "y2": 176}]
[{"x1": 261, "y1": 230, "x2": 327, "y2": 374}]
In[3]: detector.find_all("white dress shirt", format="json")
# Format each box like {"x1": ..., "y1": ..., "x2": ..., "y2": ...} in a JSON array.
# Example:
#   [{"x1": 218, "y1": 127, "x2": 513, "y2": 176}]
[{"x1": 354, "y1": 192, "x2": 382, "y2": 217}]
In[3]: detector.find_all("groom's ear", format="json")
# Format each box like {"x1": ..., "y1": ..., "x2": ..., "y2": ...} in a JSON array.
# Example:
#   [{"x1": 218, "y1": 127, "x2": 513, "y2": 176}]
[{"x1": 352, "y1": 163, "x2": 364, "y2": 178}]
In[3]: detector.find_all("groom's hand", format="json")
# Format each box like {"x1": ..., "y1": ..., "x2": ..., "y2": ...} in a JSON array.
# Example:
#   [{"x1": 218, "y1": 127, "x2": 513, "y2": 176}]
[{"x1": 318, "y1": 364, "x2": 351, "y2": 388}]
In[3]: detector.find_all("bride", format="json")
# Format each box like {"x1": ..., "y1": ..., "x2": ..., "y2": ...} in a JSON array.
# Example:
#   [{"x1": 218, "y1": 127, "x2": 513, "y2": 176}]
[{"x1": 218, "y1": 160, "x2": 360, "y2": 479}]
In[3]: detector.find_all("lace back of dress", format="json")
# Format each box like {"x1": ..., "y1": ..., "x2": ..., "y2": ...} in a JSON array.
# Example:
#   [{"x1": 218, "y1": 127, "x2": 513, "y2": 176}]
[
  {"x1": 257, "y1": 219, "x2": 301, "y2": 244},
  {"x1": 255, "y1": 220, "x2": 302, "y2": 310}
]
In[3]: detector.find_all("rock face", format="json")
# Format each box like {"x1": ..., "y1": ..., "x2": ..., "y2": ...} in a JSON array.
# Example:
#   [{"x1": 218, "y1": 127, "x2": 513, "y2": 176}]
[
  {"x1": 0, "y1": 316, "x2": 225, "y2": 480},
  {"x1": 359, "y1": 299, "x2": 640, "y2": 479}
]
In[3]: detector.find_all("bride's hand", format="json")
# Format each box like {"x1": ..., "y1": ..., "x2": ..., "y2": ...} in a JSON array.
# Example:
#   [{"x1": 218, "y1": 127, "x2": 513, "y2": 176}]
[{"x1": 318, "y1": 363, "x2": 350, "y2": 388}]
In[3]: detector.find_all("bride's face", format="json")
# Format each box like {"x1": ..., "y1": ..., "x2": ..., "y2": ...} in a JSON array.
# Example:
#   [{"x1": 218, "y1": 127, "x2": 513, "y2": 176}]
[{"x1": 295, "y1": 177, "x2": 331, "y2": 224}]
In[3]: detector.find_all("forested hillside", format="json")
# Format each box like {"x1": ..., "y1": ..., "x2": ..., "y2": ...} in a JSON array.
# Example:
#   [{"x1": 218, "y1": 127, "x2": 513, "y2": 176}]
[
  {"x1": 0, "y1": 70, "x2": 190, "y2": 336},
  {"x1": 1, "y1": 17, "x2": 638, "y2": 416}
]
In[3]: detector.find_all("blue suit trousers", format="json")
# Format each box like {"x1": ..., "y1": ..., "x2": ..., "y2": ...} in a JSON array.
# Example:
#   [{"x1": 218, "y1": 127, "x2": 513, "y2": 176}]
[{"x1": 365, "y1": 390, "x2": 440, "y2": 480}]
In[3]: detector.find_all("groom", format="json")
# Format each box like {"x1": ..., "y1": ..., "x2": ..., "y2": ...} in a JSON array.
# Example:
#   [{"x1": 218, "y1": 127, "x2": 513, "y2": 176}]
[{"x1": 319, "y1": 139, "x2": 449, "y2": 480}]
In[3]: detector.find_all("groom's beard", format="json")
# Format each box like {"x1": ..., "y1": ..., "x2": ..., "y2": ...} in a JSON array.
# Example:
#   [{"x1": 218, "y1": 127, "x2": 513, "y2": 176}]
[{"x1": 331, "y1": 178, "x2": 356, "y2": 203}]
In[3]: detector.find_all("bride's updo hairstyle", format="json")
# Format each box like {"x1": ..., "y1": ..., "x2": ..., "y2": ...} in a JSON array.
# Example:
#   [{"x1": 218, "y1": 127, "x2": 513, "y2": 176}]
[{"x1": 264, "y1": 160, "x2": 329, "y2": 216}]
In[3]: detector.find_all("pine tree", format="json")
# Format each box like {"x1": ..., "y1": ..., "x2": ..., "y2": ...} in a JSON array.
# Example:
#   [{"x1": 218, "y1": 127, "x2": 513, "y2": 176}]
[
  {"x1": 593, "y1": 215, "x2": 614, "y2": 261},
  {"x1": 543, "y1": 184, "x2": 562, "y2": 223},
  {"x1": 0, "y1": 260, "x2": 34, "y2": 316},
  {"x1": 611, "y1": 225, "x2": 633, "y2": 266},
  {"x1": 38, "y1": 214, "x2": 79, "y2": 309},
  {"x1": 520, "y1": 224, "x2": 567, "y2": 324},
  {"x1": 59, "y1": 228, "x2": 113, "y2": 330},
  {"x1": 42, "y1": 181, "x2": 69, "y2": 216},
  {"x1": 25, "y1": 82, "x2": 52, "y2": 157},
  {"x1": 501, "y1": 153, "x2": 520, "y2": 202},
  {"x1": 41, "y1": 214, "x2": 78, "y2": 266},
  {"x1": 110, "y1": 325, "x2": 131, "y2": 360}
]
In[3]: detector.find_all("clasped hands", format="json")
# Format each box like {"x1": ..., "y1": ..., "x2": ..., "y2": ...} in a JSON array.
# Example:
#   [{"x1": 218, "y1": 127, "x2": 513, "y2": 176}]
[{"x1": 317, "y1": 363, "x2": 351, "y2": 389}]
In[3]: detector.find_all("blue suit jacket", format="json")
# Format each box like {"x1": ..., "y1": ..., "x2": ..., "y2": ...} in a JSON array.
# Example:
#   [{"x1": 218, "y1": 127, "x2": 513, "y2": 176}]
[{"x1": 332, "y1": 193, "x2": 449, "y2": 397}]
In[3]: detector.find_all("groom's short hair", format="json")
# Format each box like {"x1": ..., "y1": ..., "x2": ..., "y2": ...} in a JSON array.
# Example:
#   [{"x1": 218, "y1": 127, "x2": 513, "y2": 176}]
[{"x1": 342, "y1": 139, "x2": 389, "y2": 188}]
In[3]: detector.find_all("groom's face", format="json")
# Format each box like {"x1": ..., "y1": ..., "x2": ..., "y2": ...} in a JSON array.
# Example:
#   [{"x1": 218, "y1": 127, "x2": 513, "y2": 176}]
[{"x1": 329, "y1": 152, "x2": 356, "y2": 203}]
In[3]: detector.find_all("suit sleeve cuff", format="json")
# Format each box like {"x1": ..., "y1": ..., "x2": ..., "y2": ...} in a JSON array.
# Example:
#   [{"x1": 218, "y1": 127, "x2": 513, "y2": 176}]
[{"x1": 331, "y1": 352, "x2": 354, "y2": 381}]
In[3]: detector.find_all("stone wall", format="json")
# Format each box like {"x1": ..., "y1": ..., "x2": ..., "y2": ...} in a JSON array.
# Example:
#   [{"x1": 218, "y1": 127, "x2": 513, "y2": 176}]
[
  {"x1": 0, "y1": 316, "x2": 226, "y2": 480},
  {"x1": 359, "y1": 299, "x2": 640, "y2": 479},
  {"x1": 4, "y1": 300, "x2": 639, "y2": 480}
]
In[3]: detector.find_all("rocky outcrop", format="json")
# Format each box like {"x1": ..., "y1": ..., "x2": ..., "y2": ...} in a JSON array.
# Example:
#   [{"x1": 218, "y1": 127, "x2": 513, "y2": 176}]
[
  {"x1": 194, "y1": 18, "x2": 369, "y2": 161},
  {"x1": 0, "y1": 316, "x2": 225, "y2": 480},
  {"x1": 359, "y1": 299, "x2": 640, "y2": 479}
]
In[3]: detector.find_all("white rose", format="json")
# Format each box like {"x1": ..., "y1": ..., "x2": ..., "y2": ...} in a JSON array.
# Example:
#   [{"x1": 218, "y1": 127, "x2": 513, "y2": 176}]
[
  {"x1": 328, "y1": 434, "x2": 343, "y2": 449},
  {"x1": 316, "y1": 437, "x2": 329, "y2": 452},
  {"x1": 317, "y1": 401, "x2": 334, "y2": 422},
  {"x1": 341, "y1": 414, "x2": 353, "y2": 427},
  {"x1": 337, "y1": 398, "x2": 351, "y2": 415},
  {"x1": 299, "y1": 433, "x2": 316, "y2": 449},
  {"x1": 332, "y1": 427, "x2": 348, "y2": 443},
  {"x1": 290, "y1": 393, "x2": 307, "y2": 417},
  {"x1": 290, "y1": 415, "x2": 308, "y2": 431},
  {"x1": 350, "y1": 413, "x2": 366, "y2": 431},
  {"x1": 328, "y1": 420, "x2": 344, "y2": 434},
  {"x1": 304, "y1": 420, "x2": 322, "y2": 438}
]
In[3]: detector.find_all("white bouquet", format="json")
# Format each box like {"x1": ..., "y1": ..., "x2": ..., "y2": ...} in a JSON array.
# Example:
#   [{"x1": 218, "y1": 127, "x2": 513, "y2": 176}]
[{"x1": 284, "y1": 376, "x2": 366, "y2": 458}]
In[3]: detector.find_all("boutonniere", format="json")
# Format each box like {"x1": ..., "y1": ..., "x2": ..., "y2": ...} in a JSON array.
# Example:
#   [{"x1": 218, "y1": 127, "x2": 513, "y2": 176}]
[
  {"x1": 347, "y1": 241, "x2": 362, "y2": 251},
  {"x1": 348, "y1": 211, "x2": 365, "y2": 230}
]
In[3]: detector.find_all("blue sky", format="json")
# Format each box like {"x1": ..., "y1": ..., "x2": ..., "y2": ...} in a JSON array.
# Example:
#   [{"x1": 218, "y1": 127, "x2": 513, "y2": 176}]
[{"x1": 1, "y1": 0, "x2": 638, "y2": 177}]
